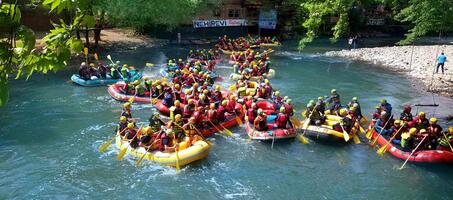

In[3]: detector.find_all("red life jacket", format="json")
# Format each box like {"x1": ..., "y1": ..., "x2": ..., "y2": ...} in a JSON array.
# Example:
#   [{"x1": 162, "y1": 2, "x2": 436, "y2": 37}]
[
  {"x1": 276, "y1": 113, "x2": 288, "y2": 128},
  {"x1": 193, "y1": 111, "x2": 203, "y2": 123},
  {"x1": 207, "y1": 109, "x2": 217, "y2": 121},
  {"x1": 247, "y1": 108, "x2": 257, "y2": 122},
  {"x1": 245, "y1": 100, "x2": 253, "y2": 109},
  {"x1": 183, "y1": 104, "x2": 194, "y2": 118},
  {"x1": 217, "y1": 106, "x2": 226, "y2": 121},
  {"x1": 226, "y1": 101, "x2": 236, "y2": 112},
  {"x1": 284, "y1": 104, "x2": 293, "y2": 116}
]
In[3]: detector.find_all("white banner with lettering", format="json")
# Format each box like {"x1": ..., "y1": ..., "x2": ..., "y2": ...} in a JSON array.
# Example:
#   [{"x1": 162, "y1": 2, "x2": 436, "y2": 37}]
[{"x1": 193, "y1": 19, "x2": 248, "y2": 28}]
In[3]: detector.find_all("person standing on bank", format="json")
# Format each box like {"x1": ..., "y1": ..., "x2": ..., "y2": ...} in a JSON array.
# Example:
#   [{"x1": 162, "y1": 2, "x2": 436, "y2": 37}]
[{"x1": 436, "y1": 52, "x2": 447, "y2": 74}]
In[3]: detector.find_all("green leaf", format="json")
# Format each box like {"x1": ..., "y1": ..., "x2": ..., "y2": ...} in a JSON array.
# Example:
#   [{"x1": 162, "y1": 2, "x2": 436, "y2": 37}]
[
  {"x1": 0, "y1": 73, "x2": 9, "y2": 107},
  {"x1": 83, "y1": 15, "x2": 96, "y2": 28},
  {"x1": 67, "y1": 38, "x2": 83, "y2": 52}
]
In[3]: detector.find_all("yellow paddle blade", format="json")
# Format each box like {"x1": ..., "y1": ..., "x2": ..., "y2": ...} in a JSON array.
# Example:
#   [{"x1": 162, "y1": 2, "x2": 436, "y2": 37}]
[
  {"x1": 301, "y1": 110, "x2": 307, "y2": 118},
  {"x1": 377, "y1": 145, "x2": 388, "y2": 155},
  {"x1": 135, "y1": 156, "x2": 145, "y2": 168},
  {"x1": 235, "y1": 116, "x2": 243, "y2": 126},
  {"x1": 290, "y1": 117, "x2": 301, "y2": 127},
  {"x1": 83, "y1": 47, "x2": 88, "y2": 55},
  {"x1": 117, "y1": 147, "x2": 128, "y2": 161},
  {"x1": 297, "y1": 134, "x2": 309, "y2": 144},
  {"x1": 370, "y1": 137, "x2": 379, "y2": 147},
  {"x1": 222, "y1": 127, "x2": 234, "y2": 137},
  {"x1": 175, "y1": 148, "x2": 181, "y2": 173},
  {"x1": 365, "y1": 130, "x2": 372, "y2": 140},
  {"x1": 229, "y1": 84, "x2": 237, "y2": 92},
  {"x1": 128, "y1": 97, "x2": 135, "y2": 103},
  {"x1": 359, "y1": 125, "x2": 366, "y2": 135},
  {"x1": 352, "y1": 134, "x2": 361, "y2": 144},
  {"x1": 343, "y1": 131, "x2": 350, "y2": 142},
  {"x1": 151, "y1": 98, "x2": 157, "y2": 104},
  {"x1": 302, "y1": 119, "x2": 310, "y2": 130},
  {"x1": 94, "y1": 53, "x2": 99, "y2": 61},
  {"x1": 146, "y1": 63, "x2": 154, "y2": 67},
  {"x1": 98, "y1": 139, "x2": 113, "y2": 152}
]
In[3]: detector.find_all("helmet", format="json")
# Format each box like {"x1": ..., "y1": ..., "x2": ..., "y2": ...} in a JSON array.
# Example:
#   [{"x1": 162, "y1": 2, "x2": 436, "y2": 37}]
[
  {"x1": 352, "y1": 97, "x2": 358, "y2": 101},
  {"x1": 174, "y1": 84, "x2": 180, "y2": 90},
  {"x1": 251, "y1": 103, "x2": 257, "y2": 108},
  {"x1": 264, "y1": 79, "x2": 269, "y2": 84},
  {"x1": 115, "y1": 61, "x2": 120, "y2": 65},
  {"x1": 203, "y1": 89, "x2": 209, "y2": 95},
  {"x1": 380, "y1": 111, "x2": 387, "y2": 116},
  {"x1": 222, "y1": 100, "x2": 228, "y2": 106},
  {"x1": 247, "y1": 95, "x2": 253, "y2": 100},
  {"x1": 143, "y1": 77, "x2": 149, "y2": 81},
  {"x1": 449, "y1": 127, "x2": 453, "y2": 134},
  {"x1": 307, "y1": 103, "x2": 314, "y2": 108},
  {"x1": 123, "y1": 102, "x2": 131, "y2": 109},
  {"x1": 133, "y1": 80, "x2": 140, "y2": 85},
  {"x1": 420, "y1": 129, "x2": 427, "y2": 134},
  {"x1": 215, "y1": 85, "x2": 221, "y2": 91},
  {"x1": 210, "y1": 103, "x2": 215, "y2": 109},
  {"x1": 375, "y1": 105, "x2": 380, "y2": 109},
  {"x1": 127, "y1": 123, "x2": 134, "y2": 129},
  {"x1": 120, "y1": 116, "x2": 127, "y2": 122},
  {"x1": 188, "y1": 99, "x2": 194, "y2": 105},
  {"x1": 275, "y1": 91, "x2": 280, "y2": 96},
  {"x1": 404, "y1": 106, "x2": 411, "y2": 112},
  {"x1": 175, "y1": 114, "x2": 182, "y2": 121},
  {"x1": 394, "y1": 119, "x2": 401, "y2": 125},
  {"x1": 380, "y1": 99, "x2": 387, "y2": 104},
  {"x1": 283, "y1": 96, "x2": 289, "y2": 101},
  {"x1": 318, "y1": 96, "x2": 324, "y2": 101},
  {"x1": 309, "y1": 100, "x2": 315, "y2": 105},
  {"x1": 174, "y1": 100, "x2": 181, "y2": 106},
  {"x1": 429, "y1": 117, "x2": 437, "y2": 124},
  {"x1": 339, "y1": 109, "x2": 347, "y2": 116},
  {"x1": 331, "y1": 89, "x2": 337, "y2": 94},
  {"x1": 123, "y1": 64, "x2": 128, "y2": 68},
  {"x1": 419, "y1": 112, "x2": 425, "y2": 117},
  {"x1": 409, "y1": 127, "x2": 417, "y2": 134},
  {"x1": 286, "y1": 99, "x2": 292, "y2": 104},
  {"x1": 257, "y1": 108, "x2": 263, "y2": 115},
  {"x1": 280, "y1": 106, "x2": 285, "y2": 113},
  {"x1": 349, "y1": 106, "x2": 357, "y2": 111},
  {"x1": 153, "y1": 112, "x2": 160, "y2": 118},
  {"x1": 199, "y1": 94, "x2": 205, "y2": 100},
  {"x1": 165, "y1": 128, "x2": 173, "y2": 135},
  {"x1": 144, "y1": 126, "x2": 152, "y2": 134}
]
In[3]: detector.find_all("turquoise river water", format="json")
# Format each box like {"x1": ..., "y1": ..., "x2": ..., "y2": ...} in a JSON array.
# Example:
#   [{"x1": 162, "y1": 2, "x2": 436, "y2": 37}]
[{"x1": 1, "y1": 40, "x2": 452, "y2": 200}]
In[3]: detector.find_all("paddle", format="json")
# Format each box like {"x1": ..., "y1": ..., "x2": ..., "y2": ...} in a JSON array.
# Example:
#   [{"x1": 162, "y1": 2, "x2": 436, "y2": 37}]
[
  {"x1": 174, "y1": 135, "x2": 181, "y2": 173},
  {"x1": 134, "y1": 139, "x2": 158, "y2": 168},
  {"x1": 83, "y1": 47, "x2": 88, "y2": 63},
  {"x1": 271, "y1": 129, "x2": 276, "y2": 149},
  {"x1": 377, "y1": 123, "x2": 406, "y2": 155},
  {"x1": 117, "y1": 125, "x2": 144, "y2": 161},
  {"x1": 351, "y1": 118, "x2": 361, "y2": 144},
  {"x1": 370, "y1": 115, "x2": 393, "y2": 147},
  {"x1": 290, "y1": 116, "x2": 301, "y2": 127},
  {"x1": 146, "y1": 63, "x2": 155, "y2": 67},
  {"x1": 399, "y1": 135, "x2": 428, "y2": 170},
  {"x1": 298, "y1": 105, "x2": 319, "y2": 144},
  {"x1": 335, "y1": 112, "x2": 351, "y2": 142},
  {"x1": 99, "y1": 128, "x2": 127, "y2": 152},
  {"x1": 441, "y1": 132, "x2": 453, "y2": 152},
  {"x1": 208, "y1": 120, "x2": 233, "y2": 137},
  {"x1": 107, "y1": 54, "x2": 126, "y2": 80}
]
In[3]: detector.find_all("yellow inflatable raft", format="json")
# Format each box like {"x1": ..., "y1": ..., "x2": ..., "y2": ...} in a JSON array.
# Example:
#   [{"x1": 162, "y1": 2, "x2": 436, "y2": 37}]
[
  {"x1": 115, "y1": 136, "x2": 211, "y2": 167},
  {"x1": 229, "y1": 69, "x2": 276, "y2": 81}
]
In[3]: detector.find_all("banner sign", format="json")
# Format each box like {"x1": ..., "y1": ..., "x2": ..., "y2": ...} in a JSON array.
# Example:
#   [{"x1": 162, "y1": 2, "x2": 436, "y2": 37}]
[
  {"x1": 259, "y1": 10, "x2": 277, "y2": 29},
  {"x1": 193, "y1": 19, "x2": 248, "y2": 28}
]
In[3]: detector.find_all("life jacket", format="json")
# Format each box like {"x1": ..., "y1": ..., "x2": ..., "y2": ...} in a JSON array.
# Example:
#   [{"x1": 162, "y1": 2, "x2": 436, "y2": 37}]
[
  {"x1": 284, "y1": 103, "x2": 293, "y2": 116},
  {"x1": 121, "y1": 109, "x2": 132, "y2": 119},
  {"x1": 172, "y1": 121, "x2": 184, "y2": 136},
  {"x1": 254, "y1": 115, "x2": 267, "y2": 131},
  {"x1": 183, "y1": 104, "x2": 195, "y2": 118},
  {"x1": 226, "y1": 100, "x2": 236, "y2": 112},
  {"x1": 247, "y1": 108, "x2": 257, "y2": 122},
  {"x1": 245, "y1": 100, "x2": 253, "y2": 109},
  {"x1": 265, "y1": 85, "x2": 272, "y2": 96},
  {"x1": 217, "y1": 106, "x2": 226, "y2": 121},
  {"x1": 439, "y1": 134, "x2": 453, "y2": 148},
  {"x1": 276, "y1": 113, "x2": 288, "y2": 128},
  {"x1": 118, "y1": 121, "x2": 128, "y2": 133},
  {"x1": 341, "y1": 116, "x2": 353, "y2": 132},
  {"x1": 135, "y1": 84, "x2": 145, "y2": 96},
  {"x1": 193, "y1": 111, "x2": 203, "y2": 124},
  {"x1": 149, "y1": 117, "x2": 163, "y2": 132},
  {"x1": 238, "y1": 87, "x2": 247, "y2": 97},
  {"x1": 400, "y1": 112, "x2": 413, "y2": 122},
  {"x1": 213, "y1": 91, "x2": 223, "y2": 102},
  {"x1": 415, "y1": 118, "x2": 429, "y2": 130},
  {"x1": 427, "y1": 124, "x2": 442, "y2": 136},
  {"x1": 207, "y1": 109, "x2": 217, "y2": 122},
  {"x1": 163, "y1": 93, "x2": 174, "y2": 106},
  {"x1": 124, "y1": 128, "x2": 137, "y2": 139}
]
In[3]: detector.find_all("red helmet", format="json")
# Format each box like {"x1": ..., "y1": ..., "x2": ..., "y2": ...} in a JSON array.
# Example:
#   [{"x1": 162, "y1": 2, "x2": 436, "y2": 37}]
[{"x1": 404, "y1": 106, "x2": 411, "y2": 112}]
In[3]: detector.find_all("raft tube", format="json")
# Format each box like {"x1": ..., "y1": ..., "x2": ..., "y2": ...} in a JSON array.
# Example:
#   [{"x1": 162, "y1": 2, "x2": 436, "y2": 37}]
[
  {"x1": 367, "y1": 123, "x2": 453, "y2": 163},
  {"x1": 159, "y1": 68, "x2": 220, "y2": 80},
  {"x1": 200, "y1": 111, "x2": 244, "y2": 137},
  {"x1": 299, "y1": 119, "x2": 357, "y2": 141},
  {"x1": 71, "y1": 72, "x2": 142, "y2": 87},
  {"x1": 245, "y1": 121, "x2": 296, "y2": 141},
  {"x1": 108, "y1": 83, "x2": 153, "y2": 103},
  {"x1": 115, "y1": 135, "x2": 211, "y2": 167}
]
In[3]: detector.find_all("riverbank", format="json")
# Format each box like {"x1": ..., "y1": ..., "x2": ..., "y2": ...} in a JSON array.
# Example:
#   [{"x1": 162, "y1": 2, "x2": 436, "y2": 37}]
[{"x1": 325, "y1": 45, "x2": 453, "y2": 98}]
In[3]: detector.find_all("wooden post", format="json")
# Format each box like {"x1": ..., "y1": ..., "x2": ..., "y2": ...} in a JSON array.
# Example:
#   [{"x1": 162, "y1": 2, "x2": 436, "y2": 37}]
[{"x1": 84, "y1": 26, "x2": 90, "y2": 47}]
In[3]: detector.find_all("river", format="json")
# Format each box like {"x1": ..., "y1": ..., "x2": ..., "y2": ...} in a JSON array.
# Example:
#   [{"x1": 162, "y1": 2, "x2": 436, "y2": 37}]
[{"x1": 0, "y1": 39, "x2": 452, "y2": 199}]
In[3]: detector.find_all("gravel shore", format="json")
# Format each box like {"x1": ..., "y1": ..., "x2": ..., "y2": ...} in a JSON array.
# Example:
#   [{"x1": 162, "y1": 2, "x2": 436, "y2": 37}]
[{"x1": 326, "y1": 45, "x2": 453, "y2": 98}]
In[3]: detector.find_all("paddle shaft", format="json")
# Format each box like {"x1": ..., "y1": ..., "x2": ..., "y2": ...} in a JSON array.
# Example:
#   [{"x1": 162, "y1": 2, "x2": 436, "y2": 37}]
[
  {"x1": 371, "y1": 115, "x2": 393, "y2": 145},
  {"x1": 399, "y1": 135, "x2": 428, "y2": 169},
  {"x1": 442, "y1": 132, "x2": 453, "y2": 152},
  {"x1": 379, "y1": 123, "x2": 406, "y2": 152}
]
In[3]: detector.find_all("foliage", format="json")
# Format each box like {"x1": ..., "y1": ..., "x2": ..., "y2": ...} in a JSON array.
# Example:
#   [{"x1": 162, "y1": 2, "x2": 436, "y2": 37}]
[{"x1": 396, "y1": 0, "x2": 453, "y2": 45}]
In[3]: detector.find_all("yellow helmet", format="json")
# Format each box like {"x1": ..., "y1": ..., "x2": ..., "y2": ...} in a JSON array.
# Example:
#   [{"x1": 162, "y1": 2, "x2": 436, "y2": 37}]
[
  {"x1": 247, "y1": 95, "x2": 253, "y2": 100},
  {"x1": 409, "y1": 127, "x2": 417, "y2": 135},
  {"x1": 133, "y1": 80, "x2": 140, "y2": 85},
  {"x1": 339, "y1": 109, "x2": 347, "y2": 116},
  {"x1": 120, "y1": 116, "x2": 127, "y2": 122},
  {"x1": 419, "y1": 112, "x2": 425, "y2": 117},
  {"x1": 203, "y1": 89, "x2": 209, "y2": 95},
  {"x1": 123, "y1": 102, "x2": 131, "y2": 109},
  {"x1": 188, "y1": 99, "x2": 194, "y2": 105},
  {"x1": 325, "y1": 110, "x2": 331, "y2": 115},
  {"x1": 210, "y1": 103, "x2": 215, "y2": 109},
  {"x1": 331, "y1": 89, "x2": 337, "y2": 94},
  {"x1": 394, "y1": 119, "x2": 401, "y2": 125},
  {"x1": 429, "y1": 117, "x2": 437, "y2": 124},
  {"x1": 175, "y1": 114, "x2": 182, "y2": 121},
  {"x1": 275, "y1": 91, "x2": 280, "y2": 96},
  {"x1": 420, "y1": 129, "x2": 427, "y2": 134},
  {"x1": 280, "y1": 106, "x2": 285, "y2": 113},
  {"x1": 215, "y1": 85, "x2": 221, "y2": 91},
  {"x1": 349, "y1": 106, "x2": 357, "y2": 111},
  {"x1": 174, "y1": 84, "x2": 180, "y2": 90},
  {"x1": 449, "y1": 126, "x2": 453, "y2": 134},
  {"x1": 127, "y1": 122, "x2": 134, "y2": 129},
  {"x1": 222, "y1": 100, "x2": 228, "y2": 106},
  {"x1": 174, "y1": 100, "x2": 181, "y2": 106}
]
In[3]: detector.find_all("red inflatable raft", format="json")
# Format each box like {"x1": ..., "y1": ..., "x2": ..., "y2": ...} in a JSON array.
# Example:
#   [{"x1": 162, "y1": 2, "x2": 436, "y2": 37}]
[
  {"x1": 200, "y1": 109, "x2": 244, "y2": 137},
  {"x1": 367, "y1": 123, "x2": 453, "y2": 163},
  {"x1": 108, "y1": 83, "x2": 153, "y2": 103},
  {"x1": 245, "y1": 121, "x2": 296, "y2": 141}
]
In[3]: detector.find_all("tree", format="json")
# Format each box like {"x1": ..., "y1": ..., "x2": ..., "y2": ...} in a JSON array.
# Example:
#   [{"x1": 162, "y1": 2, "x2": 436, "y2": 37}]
[{"x1": 0, "y1": 0, "x2": 215, "y2": 107}]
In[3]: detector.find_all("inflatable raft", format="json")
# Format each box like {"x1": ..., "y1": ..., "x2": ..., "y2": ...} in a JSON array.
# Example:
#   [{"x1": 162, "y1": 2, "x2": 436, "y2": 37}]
[
  {"x1": 159, "y1": 68, "x2": 219, "y2": 80},
  {"x1": 245, "y1": 121, "x2": 296, "y2": 141},
  {"x1": 367, "y1": 124, "x2": 453, "y2": 163},
  {"x1": 71, "y1": 72, "x2": 142, "y2": 87},
  {"x1": 201, "y1": 111, "x2": 244, "y2": 137},
  {"x1": 229, "y1": 69, "x2": 276, "y2": 81},
  {"x1": 108, "y1": 83, "x2": 153, "y2": 103},
  {"x1": 115, "y1": 135, "x2": 211, "y2": 167}
]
